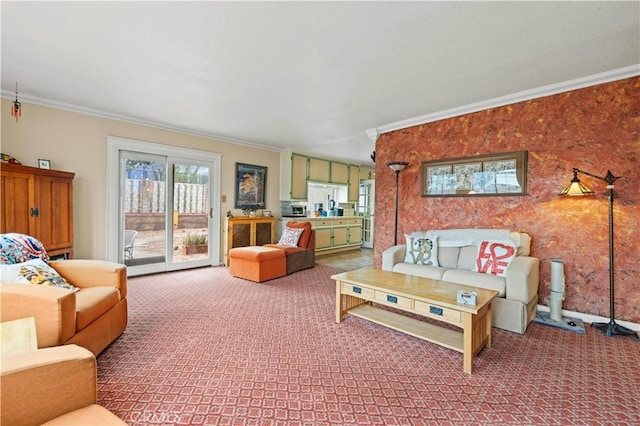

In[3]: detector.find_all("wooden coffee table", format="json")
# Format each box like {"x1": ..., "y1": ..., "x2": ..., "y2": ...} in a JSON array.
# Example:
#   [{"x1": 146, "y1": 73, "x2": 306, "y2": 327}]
[{"x1": 332, "y1": 267, "x2": 499, "y2": 374}]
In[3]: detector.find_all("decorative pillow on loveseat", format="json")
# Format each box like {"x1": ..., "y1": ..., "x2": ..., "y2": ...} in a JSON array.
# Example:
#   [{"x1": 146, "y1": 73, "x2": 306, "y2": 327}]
[
  {"x1": 404, "y1": 234, "x2": 439, "y2": 266},
  {"x1": 0, "y1": 258, "x2": 77, "y2": 291},
  {"x1": 277, "y1": 227, "x2": 304, "y2": 247},
  {"x1": 474, "y1": 240, "x2": 517, "y2": 276}
]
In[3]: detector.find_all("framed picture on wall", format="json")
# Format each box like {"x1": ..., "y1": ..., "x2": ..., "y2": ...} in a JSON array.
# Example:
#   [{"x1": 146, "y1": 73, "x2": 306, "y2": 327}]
[
  {"x1": 38, "y1": 159, "x2": 51, "y2": 169},
  {"x1": 234, "y1": 163, "x2": 267, "y2": 209},
  {"x1": 421, "y1": 151, "x2": 527, "y2": 197}
]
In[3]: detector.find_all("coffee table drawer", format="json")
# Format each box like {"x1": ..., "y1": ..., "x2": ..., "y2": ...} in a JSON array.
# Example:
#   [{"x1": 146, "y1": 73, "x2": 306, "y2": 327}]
[
  {"x1": 374, "y1": 290, "x2": 413, "y2": 310},
  {"x1": 342, "y1": 282, "x2": 374, "y2": 299},
  {"x1": 414, "y1": 300, "x2": 461, "y2": 323}
]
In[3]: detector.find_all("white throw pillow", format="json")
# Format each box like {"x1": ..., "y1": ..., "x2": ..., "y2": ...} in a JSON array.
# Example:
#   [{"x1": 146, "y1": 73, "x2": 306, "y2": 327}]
[
  {"x1": 474, "y1": 240, "x2": 517, "y2": 277},
  {"x1": 277, "y1": 227, "x2": 304, "y2": 247},
  {"x1": 404, "y1": 234, "x2": 439, "y2": 266},
  {"x1": 0, "y1": 258, "x2": 76, "y2": 291}
]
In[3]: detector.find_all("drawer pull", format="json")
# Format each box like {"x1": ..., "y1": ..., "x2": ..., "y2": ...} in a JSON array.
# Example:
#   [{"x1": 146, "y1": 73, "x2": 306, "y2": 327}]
[
  {"x1": 429, "y1": 306, "x2": 443, "y2": 316},
  {"x1": 386, "y1": 295, "x2": 398, "y2": 304},
  {"x1": 352, "y1": 286, "x2": 362, "y2": 294}
]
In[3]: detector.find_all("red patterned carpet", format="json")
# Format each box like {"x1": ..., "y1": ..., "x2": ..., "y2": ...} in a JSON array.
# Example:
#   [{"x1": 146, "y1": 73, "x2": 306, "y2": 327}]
[{"x1": 97, "y1": 265, "x2": 640, "y2": 425}]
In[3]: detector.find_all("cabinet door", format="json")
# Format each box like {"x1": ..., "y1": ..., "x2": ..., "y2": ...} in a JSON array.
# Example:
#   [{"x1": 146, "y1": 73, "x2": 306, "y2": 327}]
[
  {"x1": 231, "y1": 222, "x2": 252, "y2": 248},
  {"x1": 348, "y1": 165, "x2": 360, "y2": 201},
  {"x1": 308, "y1": 158, "x2": 330, "y2": 182},
  {"x1": 255, "y1": 220, "x2": 273, "y2": 246},
  {"x1": 333, "y1": 227, "x2": 348, "y2": 247},
  {"x1": 0, "y1": 172, "x2": 35, "y2": 235},
  {"x1": 290, "y1": 154, "x2": 308, "y2": 199},
  {"x1": 330, "y1": 162, "x2": 349, "y2": 184},
  {"x1": 35, "y1": 175, "x2": 74, "y2": 254},
  {"x1": 348, "y1": 225, "x2": 363, "y2": 245},
  {"x1": 314, "y1": 228, "x2": 332, "y2": 249}
]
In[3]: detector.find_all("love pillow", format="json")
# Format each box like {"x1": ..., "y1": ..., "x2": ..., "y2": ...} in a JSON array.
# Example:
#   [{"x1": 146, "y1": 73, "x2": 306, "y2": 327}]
[{"x1": 474, "y1": 241, "x2": 517, "y2": 277}]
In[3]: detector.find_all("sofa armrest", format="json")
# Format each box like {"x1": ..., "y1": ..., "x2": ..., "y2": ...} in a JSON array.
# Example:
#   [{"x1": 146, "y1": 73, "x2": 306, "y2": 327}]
[
  {"x1": 1, "y1": 344, "x2": 97, "y2": 426},
  {"x1": 0, "y1": 284, "x2": 76, "y2": 348},
  {"x1": 50, "y1": 259, "x2": 128, "y2": 299},
  {"x1": 382, "y1": 245, "x2": 406, "y2": 271},
  {"x1": 505, "y1": 256, "x2": 540, "y2": 304}
]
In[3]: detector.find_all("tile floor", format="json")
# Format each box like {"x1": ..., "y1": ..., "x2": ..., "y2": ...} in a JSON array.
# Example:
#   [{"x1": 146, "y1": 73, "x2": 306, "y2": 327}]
[{"x1": 315, "y1": 247, "x2": 373, "y2": 270}]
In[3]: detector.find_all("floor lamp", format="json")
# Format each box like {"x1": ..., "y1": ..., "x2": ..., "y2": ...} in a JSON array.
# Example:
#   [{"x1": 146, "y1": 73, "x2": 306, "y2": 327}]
[
  {"x1": 560, "y1": 168, "x2": 636, "y2": 337},
  {"x1": 387, "y1": 161, "x2": 409, "y2": 245}
]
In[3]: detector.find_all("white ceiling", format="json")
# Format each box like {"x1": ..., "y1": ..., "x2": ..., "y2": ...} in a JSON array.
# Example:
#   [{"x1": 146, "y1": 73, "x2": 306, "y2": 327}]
[{"x1": 2, "y1": 2, "x2": 639, "y2": 166}]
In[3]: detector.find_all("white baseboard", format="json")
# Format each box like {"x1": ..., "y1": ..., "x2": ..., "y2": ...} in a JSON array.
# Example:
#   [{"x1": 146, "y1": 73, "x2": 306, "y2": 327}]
[{"x1": 537, "y1": 304, "x2": 640, "y2": 332}]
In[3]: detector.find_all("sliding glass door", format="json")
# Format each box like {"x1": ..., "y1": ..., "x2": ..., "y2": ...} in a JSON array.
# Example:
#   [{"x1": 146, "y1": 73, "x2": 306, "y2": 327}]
[
  {"x1": 107, "y1": 137, "x2": 221, "y2": 277},
  {"x1": 120, "y1": 151, "x2": 168, "y2": 271}
]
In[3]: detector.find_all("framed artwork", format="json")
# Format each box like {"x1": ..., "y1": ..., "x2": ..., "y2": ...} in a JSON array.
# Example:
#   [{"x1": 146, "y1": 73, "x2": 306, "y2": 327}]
[
  {"x1": 235, "y1": 163, "x2": 267, "y2": 209},
  {"x1": 261, "y1": 210, "x2": 272, "y2": 217},
  {"x1": 421, "y1": 151, "x2": 527, "y2": 197},
  {"x1": 38, "y1": 159, "x2": 51, "y2": 169}
]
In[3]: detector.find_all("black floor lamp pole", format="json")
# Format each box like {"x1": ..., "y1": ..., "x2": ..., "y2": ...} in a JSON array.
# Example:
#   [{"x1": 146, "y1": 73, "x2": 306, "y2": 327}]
[
  {"x1": 393, "y1": 169, "x2": 400, "y2": 245},
  {"x1": 387, "y1": 162, "x2": 409, "y2": 246},
  {"x1": 590, "y1": 177, "x2": 636, "y2": 337}
]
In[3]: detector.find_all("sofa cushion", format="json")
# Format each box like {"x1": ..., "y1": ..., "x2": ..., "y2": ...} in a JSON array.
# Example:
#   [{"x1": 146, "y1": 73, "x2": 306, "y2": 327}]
[
  {"x1": 264, "y1": 245, "x2": 306, "y2": 256},
  {"x1": 437, "y1": 247, "x2": 460, "y2": 269},
  {"x1": 403, "y1": 234, "x2": 439, "y2": 266},
  {"x1": 392, "y1": 263, "x2": 449, "y2": 281},
  {"x1": 474, "y1": 240, "x2": 517, "y2": 277},
  {"x1": 457, "y1": 246, "x2": 478, "y2": 271},
  {"x1": 441, "y1": 269, "x2": 506, "y2": 297},
  {"x1": 74, "y1": 287, "x2": 121, "y2": 331}
]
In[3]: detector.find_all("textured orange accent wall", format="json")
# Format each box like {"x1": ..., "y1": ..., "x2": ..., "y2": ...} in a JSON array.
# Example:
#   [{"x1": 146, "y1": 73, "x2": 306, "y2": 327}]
[{"x1": 374, "y1": 77, "x2": 639, "y2": 323}]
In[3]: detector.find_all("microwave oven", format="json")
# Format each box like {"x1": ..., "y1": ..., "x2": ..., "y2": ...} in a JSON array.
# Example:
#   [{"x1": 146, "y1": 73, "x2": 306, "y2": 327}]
[{"x1": 282, "y1": 205, "x2": 307, "y2": 217}]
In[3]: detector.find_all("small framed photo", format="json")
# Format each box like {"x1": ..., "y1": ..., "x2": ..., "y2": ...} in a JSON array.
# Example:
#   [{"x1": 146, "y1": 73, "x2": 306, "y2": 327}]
[
  {"x1": 262, "y1": 210, "x2": 272, "y2": 217},
  {"x1": 38, "y1": 159, "x2": 51, "y2": 169}
]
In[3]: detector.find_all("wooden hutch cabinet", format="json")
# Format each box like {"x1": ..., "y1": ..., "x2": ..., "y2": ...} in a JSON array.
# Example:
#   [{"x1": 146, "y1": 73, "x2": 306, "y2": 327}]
[
  {"x1": 1, "y1": 163, "x2": 75, "y2": 259},
  {"x1": 223, "y1": 216, "x2": 276, "y2": 265}
]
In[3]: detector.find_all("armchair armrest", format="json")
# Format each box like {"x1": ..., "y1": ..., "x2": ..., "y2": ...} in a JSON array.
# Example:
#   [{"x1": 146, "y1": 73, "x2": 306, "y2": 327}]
[
  {"x1": 505, "y1": 256, "x2": 540, "y2": 303},
  {"x1": 381, "y1": 245, "x2": 406, "y2": 271},
  {"x1": 0, "y1": 284, "x2": 76, "y2": 348},
  {"x1": 1, "y1": 344, "x2": 97, "y2": 426},
  {"x1": 50, "y1": 259, "x2": 127, "y2": 299}
]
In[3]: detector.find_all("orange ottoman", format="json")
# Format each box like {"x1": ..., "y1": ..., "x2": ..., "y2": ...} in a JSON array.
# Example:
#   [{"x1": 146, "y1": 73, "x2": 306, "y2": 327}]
[{"x1": 228, "y1": 246, "x2": 287, "y2": 282}]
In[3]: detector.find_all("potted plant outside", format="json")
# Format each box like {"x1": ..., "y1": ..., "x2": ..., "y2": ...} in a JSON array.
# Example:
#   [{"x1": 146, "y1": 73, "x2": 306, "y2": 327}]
[{"x1": 182, "y1": 232, "x2": 208, "y2": 255}]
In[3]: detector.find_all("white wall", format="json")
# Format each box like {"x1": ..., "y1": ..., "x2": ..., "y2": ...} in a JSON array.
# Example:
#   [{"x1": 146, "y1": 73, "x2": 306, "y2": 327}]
[{"x1": 1, "y1": 99, "x2": 281, "y2": 260}]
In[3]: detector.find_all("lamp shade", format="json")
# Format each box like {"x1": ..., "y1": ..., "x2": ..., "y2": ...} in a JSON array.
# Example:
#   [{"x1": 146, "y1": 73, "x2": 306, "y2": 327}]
[
  {"x1": 560, "y1": 170, "x2": 595, "y2": 196},
  {"x1": 387, "y1": 161, "x2": 409, "y2": 172}
]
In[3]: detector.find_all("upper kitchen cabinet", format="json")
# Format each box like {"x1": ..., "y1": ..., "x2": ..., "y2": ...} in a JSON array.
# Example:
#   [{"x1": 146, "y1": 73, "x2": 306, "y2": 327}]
[
  {"x1": 290, "y1": 153, "x2": 308, "y2": 199},
  {"x1": 280, "y1": 151, "x2": 308, "y2": 200},
  {"x1": 308, "y1": 157, "x2": 330, "y2": 182},
  {"x1": 348, "y1": 165, "x2": 360, "y2": 201},
  {"x1": 330, "y1": 162, "x2": 349, "y2": 184}
]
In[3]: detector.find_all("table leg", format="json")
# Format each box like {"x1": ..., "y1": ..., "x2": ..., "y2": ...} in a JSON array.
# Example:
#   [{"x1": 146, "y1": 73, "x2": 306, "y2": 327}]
[
  {"x1": 486, "y1": 302, "x2": 493, "y2": 348},
  {"x1": 335, "y1": 280, "x2": 343, "y2": 323},
  {"x1": 462, "y1": 312, "x2": 473, "y2": 374}
]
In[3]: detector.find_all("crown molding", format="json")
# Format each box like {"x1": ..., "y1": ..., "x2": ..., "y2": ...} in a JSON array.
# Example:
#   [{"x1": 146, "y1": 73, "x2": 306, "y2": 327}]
[
  {"x1": 370, "y1": 65, "x2": 640, "y2": 136},
  {"x1": 0, "y1": 91, "x2": 283, "y2": 153}
]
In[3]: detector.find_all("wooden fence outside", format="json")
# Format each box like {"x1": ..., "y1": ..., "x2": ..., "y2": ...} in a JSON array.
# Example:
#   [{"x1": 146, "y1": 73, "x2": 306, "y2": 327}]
[{"x1": 124, "y1": 179, "x2": 209, "y2": 214}]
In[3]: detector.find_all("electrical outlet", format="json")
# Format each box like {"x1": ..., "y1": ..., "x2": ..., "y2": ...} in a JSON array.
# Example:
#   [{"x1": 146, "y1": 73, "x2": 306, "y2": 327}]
[{"x1": 221, "y1": 195, "x2": 227, "y2": 202}]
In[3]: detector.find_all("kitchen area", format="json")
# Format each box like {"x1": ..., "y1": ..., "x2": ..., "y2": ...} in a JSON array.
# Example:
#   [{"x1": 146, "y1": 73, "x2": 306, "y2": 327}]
[{"x1": 278, "y1": 150, "x2": 375, "y2": 256}]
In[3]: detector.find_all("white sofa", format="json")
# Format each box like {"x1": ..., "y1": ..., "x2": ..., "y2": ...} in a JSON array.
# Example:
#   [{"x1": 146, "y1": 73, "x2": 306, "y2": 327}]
[{"x1": 382, "y1": 229, "x2": 539, "y2": 334}]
